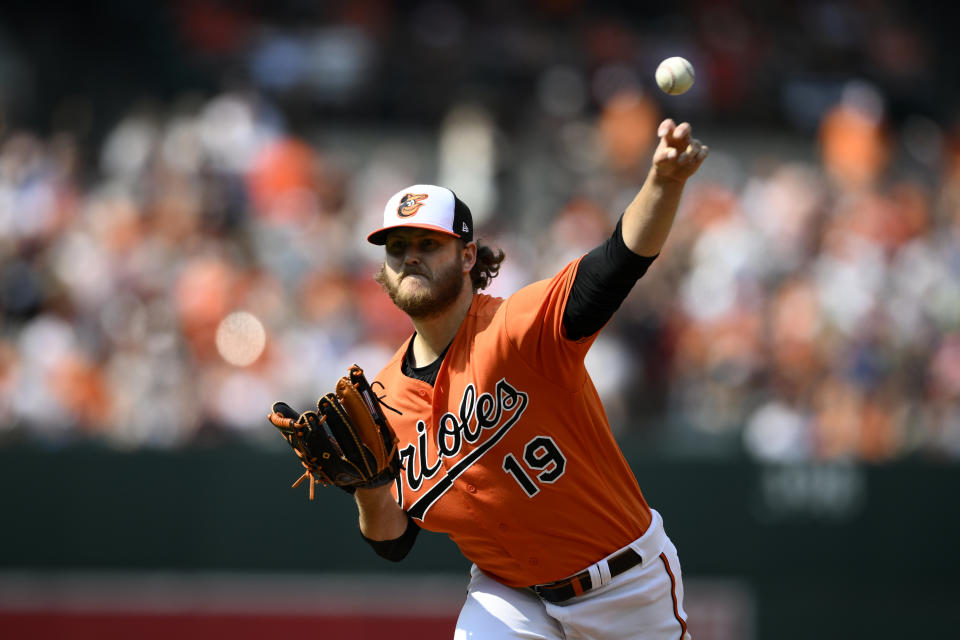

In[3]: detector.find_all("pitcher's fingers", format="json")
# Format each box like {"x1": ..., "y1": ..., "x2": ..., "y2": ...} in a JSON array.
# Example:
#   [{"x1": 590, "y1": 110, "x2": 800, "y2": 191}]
[
  {"x1": 670, "y1": 122, "x2": 692, "y2": 147},
  {"x1": 685, "y1": 144, "x2": 710, "y2": 168},
  {"x1": 657, "y1": 118, "x2": 677, "y2": 138},
  {"x1": 654, "y1": 146, "x2": 679, "y2": 165},
  {"x1": 678, "y1": 140, "x2": 703, "y2": 164}
]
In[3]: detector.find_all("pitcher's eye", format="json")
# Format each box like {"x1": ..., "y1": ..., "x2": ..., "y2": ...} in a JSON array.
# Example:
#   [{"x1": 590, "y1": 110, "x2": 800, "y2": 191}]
[{"x1": 385, "y1": 240, "x2": 407, "y2": 256}]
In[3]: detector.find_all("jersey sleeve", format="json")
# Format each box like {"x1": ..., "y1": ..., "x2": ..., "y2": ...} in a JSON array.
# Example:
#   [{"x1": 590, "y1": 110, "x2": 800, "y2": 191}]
[{"x1": 502, "y1": 259, "x2": 595, "y2": 389}]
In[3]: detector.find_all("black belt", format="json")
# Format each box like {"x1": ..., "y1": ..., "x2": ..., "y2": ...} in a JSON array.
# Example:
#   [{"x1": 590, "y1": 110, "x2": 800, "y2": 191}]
[{"x1": 529, "y1": 547, "x2": 643, "y2": 604}]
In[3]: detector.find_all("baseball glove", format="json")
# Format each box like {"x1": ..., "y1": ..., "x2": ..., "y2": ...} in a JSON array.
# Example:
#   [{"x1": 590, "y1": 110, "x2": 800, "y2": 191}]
[{"x1": 268, "y1": 365, "x2": 401, "y2": 499}]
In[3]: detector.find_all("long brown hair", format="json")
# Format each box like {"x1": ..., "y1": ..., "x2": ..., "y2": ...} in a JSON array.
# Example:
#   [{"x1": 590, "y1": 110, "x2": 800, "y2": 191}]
[{"x1": 470, "y1": 241, "x2": 505, "y2": 291}]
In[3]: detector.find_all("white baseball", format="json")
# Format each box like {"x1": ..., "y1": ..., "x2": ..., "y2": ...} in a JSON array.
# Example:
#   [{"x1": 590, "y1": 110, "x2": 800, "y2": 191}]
[{"x1": 655, "y1": 57, "x2": 695, "y2": 95}]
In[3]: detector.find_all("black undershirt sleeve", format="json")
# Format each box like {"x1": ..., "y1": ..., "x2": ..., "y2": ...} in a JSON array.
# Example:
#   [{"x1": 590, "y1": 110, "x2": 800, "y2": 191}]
[
  {"x1": 361, "y1": 513, "x2": 421, "y2": 562},
  {"x1": 563, "y1": 216, "x2": 657, "y2": 341}
]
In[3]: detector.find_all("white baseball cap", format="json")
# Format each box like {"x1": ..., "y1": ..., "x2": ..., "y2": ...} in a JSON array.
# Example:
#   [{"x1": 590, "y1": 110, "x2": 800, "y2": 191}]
[{"x1": 367, "y1": 184, "x2": 474, "y2": 245}]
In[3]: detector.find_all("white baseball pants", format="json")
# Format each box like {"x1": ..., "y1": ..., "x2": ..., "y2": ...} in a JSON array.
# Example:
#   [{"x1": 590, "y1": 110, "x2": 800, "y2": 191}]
[{"x1": 454, "y1": 510, "x2": 690, "y2": 640}]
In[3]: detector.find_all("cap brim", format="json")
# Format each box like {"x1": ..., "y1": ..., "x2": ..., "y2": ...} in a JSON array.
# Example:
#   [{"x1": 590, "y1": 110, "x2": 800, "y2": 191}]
[{"x1": 366, "y1": 223, "x2": 464, "y2": 245}]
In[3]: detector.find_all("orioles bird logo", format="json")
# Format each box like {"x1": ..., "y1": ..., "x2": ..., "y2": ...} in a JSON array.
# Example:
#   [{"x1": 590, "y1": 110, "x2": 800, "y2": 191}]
[{"x1": 397, "y1": 193, "x2": 429, "y2": 218}]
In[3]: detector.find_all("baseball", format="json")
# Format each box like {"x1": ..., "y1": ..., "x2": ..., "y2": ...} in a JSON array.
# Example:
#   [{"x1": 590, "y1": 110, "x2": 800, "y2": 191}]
[{"x1": 655, "y1": 57, "x2": 695, "y2": 95}]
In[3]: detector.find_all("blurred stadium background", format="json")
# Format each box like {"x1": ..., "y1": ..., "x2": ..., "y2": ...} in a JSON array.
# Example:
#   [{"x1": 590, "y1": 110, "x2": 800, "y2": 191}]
[{"x1": 0, "y1": 1, "x2": 958, "y2": 638}]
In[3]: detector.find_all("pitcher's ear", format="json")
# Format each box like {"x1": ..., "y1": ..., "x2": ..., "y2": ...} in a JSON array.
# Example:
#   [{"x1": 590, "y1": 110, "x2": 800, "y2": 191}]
[{"x1": 462, "y1": 241, "x2": 477, "y2": 271}]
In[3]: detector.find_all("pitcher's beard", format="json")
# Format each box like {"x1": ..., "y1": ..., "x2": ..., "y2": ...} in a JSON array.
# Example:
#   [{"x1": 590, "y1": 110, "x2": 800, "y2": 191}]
[{"x1": 375, "y1": 259, "x2": 466, "y2": 319}]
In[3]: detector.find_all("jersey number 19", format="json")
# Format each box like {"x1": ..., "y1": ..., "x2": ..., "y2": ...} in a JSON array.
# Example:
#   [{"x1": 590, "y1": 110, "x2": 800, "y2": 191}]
[{"x1": 501, "y1": 435, "x2": 567, "y2": 497}]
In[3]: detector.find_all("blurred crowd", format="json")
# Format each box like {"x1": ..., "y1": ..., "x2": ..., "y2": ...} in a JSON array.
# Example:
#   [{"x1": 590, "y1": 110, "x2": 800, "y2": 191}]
[{"x1": 0, "y1": 0, "x2": 958, "y2": 463}]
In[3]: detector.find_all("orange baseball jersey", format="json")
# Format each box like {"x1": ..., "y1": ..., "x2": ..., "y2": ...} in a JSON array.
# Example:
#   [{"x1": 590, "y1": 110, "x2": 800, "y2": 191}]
[{"x1": 374, "y1": 257, "x2": 653, "y2": 587}]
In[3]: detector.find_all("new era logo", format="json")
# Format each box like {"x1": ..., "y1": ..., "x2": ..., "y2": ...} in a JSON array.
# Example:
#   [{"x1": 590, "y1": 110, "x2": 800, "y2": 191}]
[{"x1": 462, "y1": 223, "x2": 469, "y2": 233}]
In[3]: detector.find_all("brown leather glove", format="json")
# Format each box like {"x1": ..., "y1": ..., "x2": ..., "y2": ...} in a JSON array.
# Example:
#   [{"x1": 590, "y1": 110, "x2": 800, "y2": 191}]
[{"x1": 268, "y1": 365, "x2": 400, "y2": 499}]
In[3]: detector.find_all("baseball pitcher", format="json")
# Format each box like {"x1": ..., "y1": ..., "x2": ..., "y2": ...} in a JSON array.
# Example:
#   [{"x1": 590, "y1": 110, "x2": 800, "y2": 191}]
[{"x1": 270, "y1": 119, "x2": 707, "y2": 639}]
